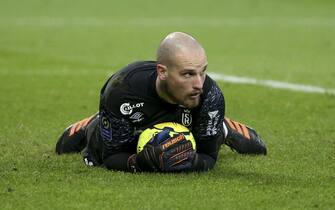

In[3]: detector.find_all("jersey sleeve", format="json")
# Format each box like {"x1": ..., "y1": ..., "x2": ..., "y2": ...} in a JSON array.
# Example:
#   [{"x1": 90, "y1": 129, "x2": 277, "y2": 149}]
[
  {"x1": 193, "y1": 80, "x2": 225, "y2": 141},
  {"x1": 99, "y1": 108, "x2": 137, "y2": 161},
  {"x1": 192, "y1": 79, "x2": 225, "y2": 169}
]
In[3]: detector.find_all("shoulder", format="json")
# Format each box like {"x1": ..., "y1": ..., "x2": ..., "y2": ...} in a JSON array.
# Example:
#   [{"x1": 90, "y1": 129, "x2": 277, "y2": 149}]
[
  {"x1": 100, "y1": 60, "x2": 156, "y2": 93},
  {"x1": 124, "y1": 61, "x2": 157, "y2": 92},
  {"x1": 121, "y1": 60, "x2": 157, "y2": 79},
  {"x1": 103, "y1": 61, "x2": 156, "y2": 89},
  {"x1": 201, "y1": 75, "x2": 225, "y2": 105},
  {"x1": 100, "y1": 61, "x2": 158, "y2": 116},
  {"x1": 192, "y1": 74, "x2": 225, "y2": 140}
]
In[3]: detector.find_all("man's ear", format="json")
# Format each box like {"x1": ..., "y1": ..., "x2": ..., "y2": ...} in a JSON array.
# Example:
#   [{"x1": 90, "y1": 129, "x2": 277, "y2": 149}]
[{"x1": 157, "y1": 64, "x2": 168, "y2": 80}]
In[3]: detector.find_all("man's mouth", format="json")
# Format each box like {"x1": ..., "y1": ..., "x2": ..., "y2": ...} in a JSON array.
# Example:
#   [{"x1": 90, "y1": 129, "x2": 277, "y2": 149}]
[{"x1": 189, "y1": 92, "x2": 201, "y2": 99}]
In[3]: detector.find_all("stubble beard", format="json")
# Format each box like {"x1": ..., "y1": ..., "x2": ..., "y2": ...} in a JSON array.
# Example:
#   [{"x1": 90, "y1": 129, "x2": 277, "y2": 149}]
[{"x1": 162, "y1": 82, "x2": 200, "y2": 109}]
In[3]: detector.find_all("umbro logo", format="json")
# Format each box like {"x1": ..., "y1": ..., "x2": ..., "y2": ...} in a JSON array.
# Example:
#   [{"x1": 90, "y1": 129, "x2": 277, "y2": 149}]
[{"x1": 130, "y1": 112, "x2": 144, "y2": 123}]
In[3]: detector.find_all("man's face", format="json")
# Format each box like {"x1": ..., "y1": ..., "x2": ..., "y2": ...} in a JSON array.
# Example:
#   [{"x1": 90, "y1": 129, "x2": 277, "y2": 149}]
[{"x1": 163, "y1": 52, "x2": 208, "y2": 109}]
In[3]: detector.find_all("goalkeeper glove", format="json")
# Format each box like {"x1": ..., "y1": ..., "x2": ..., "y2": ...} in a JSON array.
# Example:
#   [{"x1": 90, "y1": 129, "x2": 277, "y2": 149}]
[{"x1": 127, "y1": 131, "x2": 196, "y2": 172}]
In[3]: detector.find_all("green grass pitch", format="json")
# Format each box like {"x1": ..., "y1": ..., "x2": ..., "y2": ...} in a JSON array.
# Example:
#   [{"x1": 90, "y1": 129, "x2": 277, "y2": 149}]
[{"x1": 1, "y1": 0, "x2": 335, "y2": 209}]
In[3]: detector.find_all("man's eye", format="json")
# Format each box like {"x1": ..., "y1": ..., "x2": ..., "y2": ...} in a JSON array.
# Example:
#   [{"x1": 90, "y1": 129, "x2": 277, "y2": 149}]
[{"x1": 183, "y1": 73, "x2": 192, "y2": 78}]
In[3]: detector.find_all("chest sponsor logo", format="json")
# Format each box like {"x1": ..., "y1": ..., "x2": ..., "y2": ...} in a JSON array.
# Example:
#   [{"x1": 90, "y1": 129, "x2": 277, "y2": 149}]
[
  {"x1": 120, "y1": 102, "x2": 144, "y2": 115},
  {"x1": 206, "y1": 110, "x2": 219, "y2": 135},
  {"x1": 181, "y1": 109, "x2": 192, "y2": 127},
  {"x1": 130, "y1": 112, "x2": 144, "y2": 123}
]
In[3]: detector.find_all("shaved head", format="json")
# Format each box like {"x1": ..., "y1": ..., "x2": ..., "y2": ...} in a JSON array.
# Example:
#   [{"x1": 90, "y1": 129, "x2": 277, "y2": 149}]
[
  {"x1": 157, "y1": 32, "x2": 206, "y2": 67},
  {"x1": 155, "y1": 32, "x2": 208, "y2": 108}
]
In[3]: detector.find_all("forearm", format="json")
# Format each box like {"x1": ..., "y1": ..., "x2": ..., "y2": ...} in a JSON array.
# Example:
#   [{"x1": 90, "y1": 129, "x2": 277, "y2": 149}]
[
  {"x1": 103, "y1": 152, "x2": 132, "y2": 171},
  {"x1": 193, "y1": 135, "x2": 222, "y2": 171},
  {"x1": 103, "y1": 153, "x2": 216, "y2": 172},
  {"x1": 102, "y1": 137, "x2": 220, "y2": 173},
  {"x1": 191, "y1": 153, "x2": 216, "y2": 171}
]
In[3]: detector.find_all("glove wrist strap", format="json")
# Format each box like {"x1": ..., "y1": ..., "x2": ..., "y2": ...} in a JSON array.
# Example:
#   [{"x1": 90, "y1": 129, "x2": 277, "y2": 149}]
[{"x1": 127, "y1": 154, "x2": 142, "y2": 173}]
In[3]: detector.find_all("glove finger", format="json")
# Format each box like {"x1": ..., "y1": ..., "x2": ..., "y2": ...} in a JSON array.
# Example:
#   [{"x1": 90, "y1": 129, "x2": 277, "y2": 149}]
[
  {"x1": 163, "y1": 142, "x2": 194, "y2": 166},
  {"x1": 149, "y1": 128, "x2": 171, "y2": 145},
  {"x1": 158, "y1": 141, "x2": 194, "y2": 171},
  {"x1": 165, "y1": 141, "x2": 193, "y2": 159},
  {"x1": 168, "y1": 150, "x2": 195, "y2": 171},
  {"x1": 160, "y1": 141, "x2": 192, "y2": 163},
  {"x1": 169, "y1": 149, "x2": 194, "y2": 164},
  {"x1": 139, "y1": 144, "x2": 161, "y2": 170},
  {"x1": 169, "y1": 161, "x2": 192, "y2": 171}
]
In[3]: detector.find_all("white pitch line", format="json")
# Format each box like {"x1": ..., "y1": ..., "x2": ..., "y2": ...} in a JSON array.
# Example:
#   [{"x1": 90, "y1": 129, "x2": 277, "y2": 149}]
[
  {"x1": 209, "y1": 72, "x2": 335, "y2": 95},
  {"x1": 1, "y1": 68, "x2": 334, "y2": 95},
  {"x1": 1, "y1": 17, "x2": 335, "y2": 27}
]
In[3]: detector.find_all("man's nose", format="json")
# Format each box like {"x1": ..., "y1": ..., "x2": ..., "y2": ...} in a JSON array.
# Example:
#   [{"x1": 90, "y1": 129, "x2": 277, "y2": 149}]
[{"x1": 193, "y1": 74, "x2": 204, "y2": 90}]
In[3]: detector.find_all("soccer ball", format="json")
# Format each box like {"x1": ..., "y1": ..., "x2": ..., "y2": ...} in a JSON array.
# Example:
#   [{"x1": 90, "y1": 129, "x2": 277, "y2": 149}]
[{"x1": 137, "y1": 122, "x2": 196, "y2": 153}]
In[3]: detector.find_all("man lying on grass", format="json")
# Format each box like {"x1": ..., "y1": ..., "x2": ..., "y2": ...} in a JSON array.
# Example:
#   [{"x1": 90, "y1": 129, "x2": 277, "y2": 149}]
[{"x1": 56, "y1": 32, "x2": 267, "y2": 172}]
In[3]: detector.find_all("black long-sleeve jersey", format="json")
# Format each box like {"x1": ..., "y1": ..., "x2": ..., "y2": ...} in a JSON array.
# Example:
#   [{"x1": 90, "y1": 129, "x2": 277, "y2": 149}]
[{"x1": 85, "y1": 61, "x2": 225, "y2": 171}]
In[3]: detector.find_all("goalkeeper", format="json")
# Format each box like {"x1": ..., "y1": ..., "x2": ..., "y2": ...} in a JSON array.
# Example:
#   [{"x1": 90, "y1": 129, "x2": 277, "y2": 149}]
[{"x1": 56, "y1": 32, "x2": 267, "y2": 172}]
